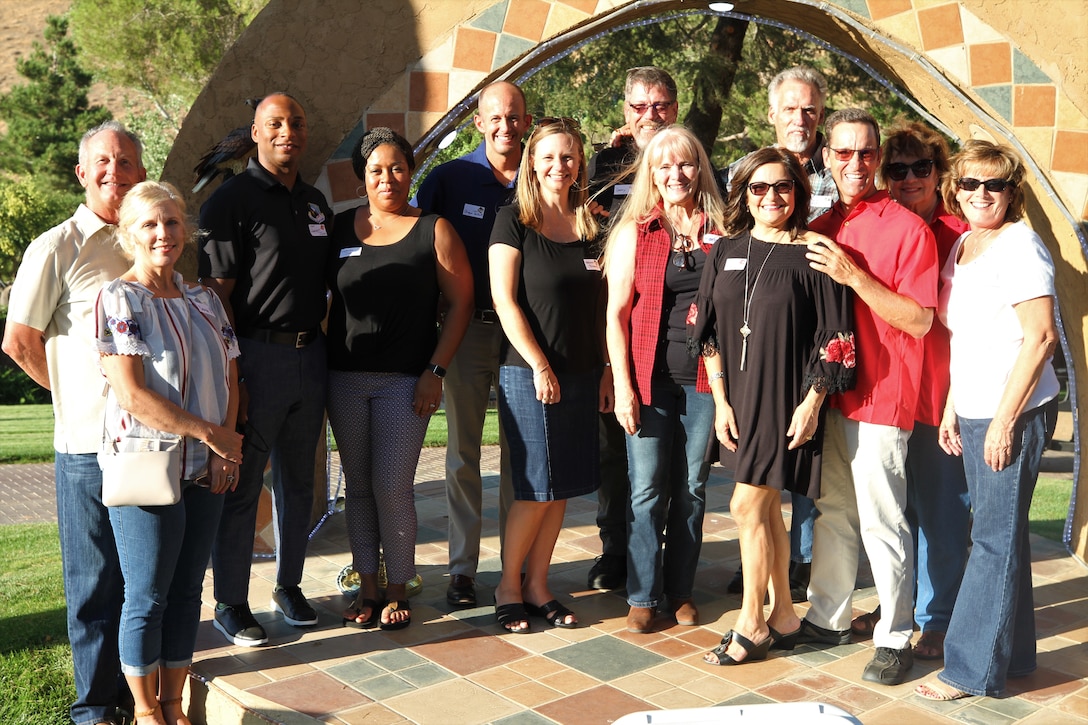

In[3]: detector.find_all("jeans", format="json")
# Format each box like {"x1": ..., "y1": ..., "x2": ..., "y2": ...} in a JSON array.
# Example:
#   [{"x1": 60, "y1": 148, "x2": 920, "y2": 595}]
[
  {"x1": 624, "y1": 382, "x2": 715, "y2": 608},
  {"x1": 110, "y1": 483, "x2": 225, "y2": 675},
  {"x1": 905, "y1": 422, "x2": 970, "y2": 632},
  {"x1": 212, "y1": 335, "x2": 328, "y2": 604},
  {"x1": 55, "y1": 452, "x2": 127, "y2": 725},
  {"x1": 789, "y1": 492, "x2": 816, "y2": 563},
  {"x1": 597, "y1": 412, "x2": 630, "y2": 558},
  {"x1": 444, "y1": 318, "x2": 513, "y2": 577},
  {"x1": 940, "y1": 406, "x2": 1046, "y2": 697}
]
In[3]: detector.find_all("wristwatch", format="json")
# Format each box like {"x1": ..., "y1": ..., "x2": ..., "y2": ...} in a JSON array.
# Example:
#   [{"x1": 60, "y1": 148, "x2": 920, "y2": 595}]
[{"x1": 427, "y1": 363, "x2": 447, "y2": 378}]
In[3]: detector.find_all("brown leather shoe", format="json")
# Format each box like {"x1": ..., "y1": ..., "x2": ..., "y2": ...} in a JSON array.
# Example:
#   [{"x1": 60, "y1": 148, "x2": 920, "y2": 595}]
[
  {"x1": 626, "y1": 606, "x2": 655, "y2": 633},
  {"x1": 670, "y1": 599, "x2": 698, "y2": 626}
]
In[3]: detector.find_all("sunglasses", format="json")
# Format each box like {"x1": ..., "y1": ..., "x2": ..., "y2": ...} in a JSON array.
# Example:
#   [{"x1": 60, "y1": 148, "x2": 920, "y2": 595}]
[
  {"x1": 627, "y1": 101, "x2": 676, "y2": 115},
  {"x1": 671, "y1": 233, "x2": 696, "y2": 270},
  {"x1": 956, "y1": 177, "x2": 1015, "y2": 193},
  {"x1": 886, "y1": 159, "x2": 935, "y2": 181},
  {"x1": 747, "y1": 180, "x2": 795, "y2": 196},
  {"x1": 829, "y1": 147, "x2": 877, "y2": 162},
  {"x1": 535, "y1": 116, "x2": 581, "y2": 130}
]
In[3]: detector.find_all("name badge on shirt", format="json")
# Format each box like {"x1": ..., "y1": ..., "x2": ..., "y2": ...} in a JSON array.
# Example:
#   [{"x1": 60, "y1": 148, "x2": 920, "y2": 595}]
[
  {"x1": 584, "y1": 258, "x2": 602, "y2": 271},
  {"x1": 613, "y1": 184, "x2": 632, "y2": 196},
  {"x1": 724, "y1": 257, "x2": 747, "y2": 271},
  {"x1": 309, "y1": 223, "x2": 328, "y2": 237},
  {"x1": 811, "y1": 194, "x2": 834, "y2": 209},
  {"x1": 339, "y1": 247, "x2": 363, "y2": 258},
  {"x1": 463, "y1": 203, "x2": 485, "y2": 219},
  {"x1": 703, "y1": 233, "x2": 722, "y2": 246}
]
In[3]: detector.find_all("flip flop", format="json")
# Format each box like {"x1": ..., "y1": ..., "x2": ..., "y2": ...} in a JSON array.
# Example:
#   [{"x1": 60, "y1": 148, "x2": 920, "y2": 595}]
[
  {"x1": 496, "y1": 602, "x2": 531, "y2": 634},
  {"x1": 914, "y1": 630, "x2": 946, "y2": 660},
  {"x1": 342, "y1": 596, "x2": 380, "y2": 629},
  {"x1": 915, "y1": 680, "x2": 971, "y2": 701},
  {"x1": 525, "y1": 599, "x2": 578, "y2": 628},
  {"x1": 379, "y1": 599, "x2": 411, "y2": 631}
]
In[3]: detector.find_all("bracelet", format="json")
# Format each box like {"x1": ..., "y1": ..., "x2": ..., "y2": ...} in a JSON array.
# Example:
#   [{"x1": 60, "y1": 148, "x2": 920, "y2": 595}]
[
  {"x1": 710, "y1": 371, "x2": 726, "y2": 381},
  {"x1": 533, "y1": 365, "x2": 551, "y2": 377}
]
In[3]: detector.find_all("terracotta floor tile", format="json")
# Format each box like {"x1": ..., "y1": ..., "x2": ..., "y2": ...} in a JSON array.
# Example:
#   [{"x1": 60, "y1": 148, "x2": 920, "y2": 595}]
[
  {"x1": 505, "y1": 654, "x2": 568, "y2": 680},
  {"x1": 412, "y1": 629, "x2": 528, "y2": 675},
  {"x1": 1018, "y1": 709, "x2": 1088, "y2": 724},
  {"x1": 215, "y1": 670, "x2": 271, "y2": 691},
  {"x1": 537, "y1": 668, "x2": 600, "y2": 695},
  {"x1": 646, "y1": 660, "x2": 709, "y2": 686},
  {"x1": 248, "y1": 670, "x2": 370, "y2": 718},
  {"x1": 756, "y1": 680, "x2": 817, "y2": 702},
  {"x1": 1008, "y1": 666, "x2": 1088, "y2": 705},
  {"x1": 331, "y1": 702, "x2": 411, "y2": 725},
  {"x1": 468, "y1": 665, "x2": 532, "y2": 691},
  {"x1": 681, "y1": 674, "x2": 745, "y2": 702},
  {"x1": 535, "y1": 684, "x2": 653, "y2": 724},
  {"x1": 611, "y1": 671, "x2": 673, "y2": 698},
  {"x1": 705, "y1": 654, "x2": 806, "y2": 689},
  {"x1": 646, "y1": 636, "x2": 702, "y2": 659},
  {"x1": 831, "y1": 682, "x2": 894, "y2": 711},
  {"x1": 384, "y1": 679, "x2": 519, "y2": 725},
  {"x1": 501, "y1": 680, "x2": 564, "y2": 707},
  {"x1": 860, "y1": 700, "x2": 958, "y2": 724}
]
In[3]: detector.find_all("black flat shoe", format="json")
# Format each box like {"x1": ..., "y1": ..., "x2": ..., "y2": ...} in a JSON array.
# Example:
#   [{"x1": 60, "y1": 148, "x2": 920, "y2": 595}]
[
  {"x1": 704, "y1": 630, "x2": 772, "y2": 666},
  {"x1": 769, "y1": 625, "x2": 801, "y2": 651}
]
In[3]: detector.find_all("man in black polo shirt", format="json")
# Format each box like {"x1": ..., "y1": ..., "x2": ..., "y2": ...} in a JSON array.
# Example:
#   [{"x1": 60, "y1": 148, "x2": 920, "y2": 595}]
[{"x1": 199, "y1": 92, "x2": 332, "y2": 646}]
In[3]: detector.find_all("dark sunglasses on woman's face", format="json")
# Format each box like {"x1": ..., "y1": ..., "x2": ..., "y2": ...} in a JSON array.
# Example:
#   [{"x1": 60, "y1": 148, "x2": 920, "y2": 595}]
[
  {"x1": 747, "y1": 180, "x2": 795, "y2": 196},
  {"x1": 886, "y1": 159, "x2": 935, "y2": 181},
  {"x1": 956, "y1": 177, "x2": 1015, "y2": 193}
]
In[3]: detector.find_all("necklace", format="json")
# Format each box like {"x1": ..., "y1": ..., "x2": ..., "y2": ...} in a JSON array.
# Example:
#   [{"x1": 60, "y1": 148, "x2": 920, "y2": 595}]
[
  {"x1": 369, "y1": 202, "x2": 411, "y2": 230},
  {"x1": 740, "y1": 232, "x2": 775, "y2": 372}
]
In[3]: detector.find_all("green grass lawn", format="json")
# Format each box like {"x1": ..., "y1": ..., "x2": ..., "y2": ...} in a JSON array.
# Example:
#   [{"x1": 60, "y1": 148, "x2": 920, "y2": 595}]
[{"x1": 0, "y1": 405, "x2": 498, "y2": 464}]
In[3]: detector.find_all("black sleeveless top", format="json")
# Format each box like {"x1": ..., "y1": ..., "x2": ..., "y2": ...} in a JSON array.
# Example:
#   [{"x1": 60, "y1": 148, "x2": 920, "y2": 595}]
[{"x1": 326, "y1": 209, "x2": 439, "y2": 374}]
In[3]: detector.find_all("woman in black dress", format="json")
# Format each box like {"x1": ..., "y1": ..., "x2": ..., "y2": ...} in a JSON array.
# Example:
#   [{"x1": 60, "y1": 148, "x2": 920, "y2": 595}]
[
  {"x1": 690, "y1": 147, "x2": 856, "y2": 665},
  {"x1": 489, "y1": 118, "x2": 603, "y2": 633}
]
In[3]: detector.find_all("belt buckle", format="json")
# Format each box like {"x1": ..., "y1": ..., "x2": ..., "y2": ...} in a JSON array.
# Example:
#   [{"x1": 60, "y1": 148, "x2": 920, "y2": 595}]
[{"x1": 295, "y1": 331, "x2": 307, "y2": 348}]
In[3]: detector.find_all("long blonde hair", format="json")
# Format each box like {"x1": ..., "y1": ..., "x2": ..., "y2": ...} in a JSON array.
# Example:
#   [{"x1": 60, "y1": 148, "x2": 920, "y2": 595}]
[{"x1": 515, "y1": 121, "x2": 599, "y2": 241}]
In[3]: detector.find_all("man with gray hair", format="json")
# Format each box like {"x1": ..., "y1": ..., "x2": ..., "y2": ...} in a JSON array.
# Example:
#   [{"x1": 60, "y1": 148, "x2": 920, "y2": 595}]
[
  {"x1": 3, "y1": 120, "x2": 146, "y2": 725},
  {"x1": 721, "y1": 66, "x2": 837, "y2": 600}
]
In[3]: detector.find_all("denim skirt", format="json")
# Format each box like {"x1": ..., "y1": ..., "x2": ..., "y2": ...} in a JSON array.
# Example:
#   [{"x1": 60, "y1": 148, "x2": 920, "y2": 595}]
[{"x1": 498, "y1": 365, "x2": 601, "y2": 501}]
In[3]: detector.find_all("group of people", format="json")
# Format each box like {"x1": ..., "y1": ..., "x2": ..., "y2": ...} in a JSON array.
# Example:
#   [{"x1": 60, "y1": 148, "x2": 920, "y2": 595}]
[{"x1": 0, "y1": 60, "x2": 1060, "y2": 725}]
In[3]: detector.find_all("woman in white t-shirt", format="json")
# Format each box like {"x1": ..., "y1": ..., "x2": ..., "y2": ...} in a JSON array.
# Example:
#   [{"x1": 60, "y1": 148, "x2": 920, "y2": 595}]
[{"x1": 914, "y1": 140, "x2": 1059, "y2": 702}]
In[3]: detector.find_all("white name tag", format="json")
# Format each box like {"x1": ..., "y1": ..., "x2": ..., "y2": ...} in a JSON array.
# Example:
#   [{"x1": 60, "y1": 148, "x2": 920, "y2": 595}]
[
  {"x1": 703, "y1": 233, "x2": 722, "y2": 246},
  {"x1": 309, "y1": 223, "x2": 328, "y2": 237},
  {"x1": 463, "y1": 203, "x2": 485, "y2": 219},
  {"x1": 613, "y1": 184, "x2": 632, "y2": 196},
  {"x1": 724, "y1": 257, "x2": 747, "y2": 271},
  {"x1": 811, "y1": 194, "x2": 834, "y2": 208},
  {"x1": 339, "y1": 247, "x2": 362, "y2": 258},
  {"x1": 584, "y1": 258, "x2": 602, "y2": 271}
]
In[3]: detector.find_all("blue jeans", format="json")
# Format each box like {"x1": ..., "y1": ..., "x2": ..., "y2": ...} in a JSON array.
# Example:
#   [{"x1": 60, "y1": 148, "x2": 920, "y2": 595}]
[
  {"x1": 940, "y1": 406, "x2": 1046, "y2": 697},
  {"x1": 110, "y1": 483, "x2": 225, "y2": 674},
  {"x1": 55, "y1": 451, "x2": 127, "y2": 725},
  {"x1": 624, "y1": 382, "x2": 714, "y2": 608},
  {"x1": 212, "y1": 336, "x2": 328, "y2": 604},
  {"x1": 789, "y1": 492, "x2": 815, "y2": 563},
  {"x1": 905, "y1": 422, "x2": 970, "y2": 632}
]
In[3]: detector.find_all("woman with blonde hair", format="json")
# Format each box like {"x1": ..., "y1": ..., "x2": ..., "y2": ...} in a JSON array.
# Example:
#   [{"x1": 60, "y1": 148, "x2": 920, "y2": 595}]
[
  {"x1": 489, "y1": 118, "x2": 604, "y2": 633},
  {"x1": 603, "y1": 125, "x2": 723, "y2": 633},
  {"x1": 97, "y1": 180, "x2": 243, "y2": 724}
]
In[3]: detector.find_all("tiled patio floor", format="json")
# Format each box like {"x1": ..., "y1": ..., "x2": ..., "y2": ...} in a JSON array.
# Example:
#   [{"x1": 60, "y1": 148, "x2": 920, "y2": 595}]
[{"x1": 186, "y1": 446, "x2": 1088, "y2": 725}]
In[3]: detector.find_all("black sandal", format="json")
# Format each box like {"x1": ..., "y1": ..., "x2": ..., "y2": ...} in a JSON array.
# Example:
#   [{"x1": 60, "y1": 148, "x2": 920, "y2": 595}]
[
  {"x1": 379, "y1": 599, "x2": 411, "y2": 631},
  {"x1": 704, "y1": 630, "x2": 772, "y2": 666},
  {"x1": 495, "y1": 602, "x2": 531, "y2": 634},
  {"x1": 342, "y1": 597, "x2": 380, "y2": 629},
  {"x1": 525, "y1": 599, "x2": 578, "y2": 629}
]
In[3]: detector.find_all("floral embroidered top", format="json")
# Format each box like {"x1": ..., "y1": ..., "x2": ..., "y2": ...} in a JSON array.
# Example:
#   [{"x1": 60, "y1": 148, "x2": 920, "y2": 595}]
[{"x1": 95, "y1": 273, "x2": 240, "y2": 481}]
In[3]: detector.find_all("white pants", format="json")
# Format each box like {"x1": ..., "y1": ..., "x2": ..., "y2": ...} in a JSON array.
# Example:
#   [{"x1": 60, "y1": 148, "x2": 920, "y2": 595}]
[{"x1": 808, "y1": 410, "x2": 915, "y2": 650}]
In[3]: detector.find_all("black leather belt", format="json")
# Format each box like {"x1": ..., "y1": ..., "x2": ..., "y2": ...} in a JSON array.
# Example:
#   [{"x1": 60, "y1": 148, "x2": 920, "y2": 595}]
[
  {"x1": 247, "y1": 328, "x2": 320, "y2": 348},
  {"x1": 473, "y1": 309, "x2": 499, "y2": 324}
]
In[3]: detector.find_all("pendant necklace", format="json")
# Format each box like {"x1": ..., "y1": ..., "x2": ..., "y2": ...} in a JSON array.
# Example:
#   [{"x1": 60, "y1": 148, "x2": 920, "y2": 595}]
[{"x1": 740, "y1": 232, "x2": 775, "y2": 371}]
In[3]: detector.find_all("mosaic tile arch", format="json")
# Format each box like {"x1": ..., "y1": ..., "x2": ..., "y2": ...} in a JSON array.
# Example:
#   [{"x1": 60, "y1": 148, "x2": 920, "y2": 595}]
[{"x1": 165, "y1": 0, "x2": 1087, "y2": 560}]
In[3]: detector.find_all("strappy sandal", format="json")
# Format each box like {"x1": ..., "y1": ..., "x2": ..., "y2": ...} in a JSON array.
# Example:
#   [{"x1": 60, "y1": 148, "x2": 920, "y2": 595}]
[
  {"x1": 342, "y1": 596, "x2": 380, "y2": 629},
  {"x1": 915, "y1": 680, "x2": 970, "y2": 701},
  {"x1": 496, "y1": 602, "x2": 531, "y2": 633},
  {"x1": 525, "y1": 599, "x2": 578, "y2": 628},
  {"x1": 914, "y1": 630, "x2": 946, "y2": 659},
  {"x1": 768, "y1": 624, "x2": 801, "y2": 651},
  {"x1": 850, "y1": 607, "x2": 880, "y2": 638},
  {"x1": 704, "y1": 629, "x2": 772, "y2": 666},
  {"x1": 379, "y1": 599, "x2": 411, "y2": 630}
]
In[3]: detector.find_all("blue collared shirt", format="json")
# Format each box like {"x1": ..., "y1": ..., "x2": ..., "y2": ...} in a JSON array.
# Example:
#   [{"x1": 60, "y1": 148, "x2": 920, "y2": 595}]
[{"x1": 413, "y1": 142, "x2": 517, "y2": 310}]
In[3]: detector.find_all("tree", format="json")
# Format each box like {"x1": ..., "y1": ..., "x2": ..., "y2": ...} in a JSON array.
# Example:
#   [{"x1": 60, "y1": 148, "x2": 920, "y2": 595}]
[
  {"x1": 69, "y1": 0, "x2": 262, "y2": 130},
  {"x1": 0, "y1": 176, "x2": 81, "y2": 281},
  {"x1": 0, "y1": 15, "x2": 111, "y2": 189}
]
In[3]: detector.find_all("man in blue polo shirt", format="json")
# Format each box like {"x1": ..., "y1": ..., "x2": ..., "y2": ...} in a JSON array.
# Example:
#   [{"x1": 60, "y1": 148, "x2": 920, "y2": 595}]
[{"x1": 414, "y1": 81, "x2": 531, "y2": 608}]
